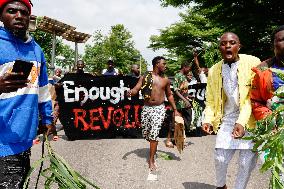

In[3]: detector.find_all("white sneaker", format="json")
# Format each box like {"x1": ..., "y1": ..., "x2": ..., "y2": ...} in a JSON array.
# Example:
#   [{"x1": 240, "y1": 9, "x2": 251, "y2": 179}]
[{"x1": 147, "y1": 169, "x2": 158, "y2": 181}]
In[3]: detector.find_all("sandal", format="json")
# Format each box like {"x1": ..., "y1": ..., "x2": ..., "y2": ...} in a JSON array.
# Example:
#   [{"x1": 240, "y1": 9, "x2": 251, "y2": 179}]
[
  {"x1": 147, "y1": 165, "x2": 158, "y2": 181},
  {"x1": 52, "y1": 136, "x2": 59, "y2": 141},
  {"x1": 33, "y1": 138, "x2": 41, "y2": 145},
  {"x1": 165, "y1": 140, "x2": 174, "y2": 148},
  {"x1": 147, "y1": 169, "x2": 158, "y2": 181}
]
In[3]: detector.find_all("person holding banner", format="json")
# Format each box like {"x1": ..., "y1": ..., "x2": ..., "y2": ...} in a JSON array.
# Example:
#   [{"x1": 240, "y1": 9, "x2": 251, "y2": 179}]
[
  {"x1": 102, "y1": 59, "x2": 119, "y2": 76},
  {"x1": 53, "y1": 68, "x2": 62, "y2": 83},
  {"x1": 128, "y1": 64, "x2": 140, "y2": 78},
  {"x1": 0, "y1": 0, "x2": 53, "y2": 188},
  {"x1": 127, "y1": 56, "x2": 179, "y2": 173},
  {"x1": 76, "y1": 60, "x2": 85, "y2": 74},
  {"x1": 202, "y1": 32, "x2": 260, "y2": 189}
]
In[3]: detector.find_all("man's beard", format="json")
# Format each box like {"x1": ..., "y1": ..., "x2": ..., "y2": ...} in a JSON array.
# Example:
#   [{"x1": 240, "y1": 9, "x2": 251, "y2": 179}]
[{"x1": 11, "y1": 28, "x2": 27, "y2": 40}]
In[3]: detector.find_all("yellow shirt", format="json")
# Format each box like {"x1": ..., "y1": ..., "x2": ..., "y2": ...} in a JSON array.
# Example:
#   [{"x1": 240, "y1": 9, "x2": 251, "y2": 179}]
[{"x1": 202, "y1": 54, "x2": 260, "y2": 132}]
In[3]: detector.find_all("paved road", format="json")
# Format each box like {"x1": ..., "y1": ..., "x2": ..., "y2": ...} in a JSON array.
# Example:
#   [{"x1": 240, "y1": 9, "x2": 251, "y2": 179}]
[{"x1": 30, "y1": 131, "x2": 270, "y2": 189}]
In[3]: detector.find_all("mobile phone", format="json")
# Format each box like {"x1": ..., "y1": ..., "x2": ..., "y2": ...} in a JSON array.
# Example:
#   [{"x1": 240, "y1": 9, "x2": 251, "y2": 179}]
[{"x1": 12, "y1": 60, "x2": 34, "y2": 80}]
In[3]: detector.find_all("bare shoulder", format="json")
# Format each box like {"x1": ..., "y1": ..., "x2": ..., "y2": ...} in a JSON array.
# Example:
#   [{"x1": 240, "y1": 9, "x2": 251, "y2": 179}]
[
  {"x1": 163, "y1": 76, "x2": 171, "y2": 86},
  {"x1": 163, "y1": 75, "x2": 169, "y2": 81},
  {"x1": 153, "y1": 75, "x2": 169, "y2": 86}
]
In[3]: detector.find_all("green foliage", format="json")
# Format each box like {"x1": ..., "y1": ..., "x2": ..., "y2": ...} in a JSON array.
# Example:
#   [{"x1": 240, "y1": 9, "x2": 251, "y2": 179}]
[
  {"x1": 84, "y1": 31, "x2": 108, "y2": 75},
  {"x1": 195, "y1": 0, "x2": 281, "y2": 60},
  {"x1": 246, "y1": 106, "x2": 284, "y2": 189},
  {"x1": 245, "y1": 69, "x2": 284, "y2": 189},
  {"x1": 31, "y1": 17, "x2": 76, "y2": 72},
  {"x1": 24, "y1": 137, "x2": 100, "y2": 189},
  {"x1": 157, "y1": 0, "x2": 283, "y2": 62},
  {"x1": 202, "y1": 41, "x2": 221, "y2": 68},
  {"x1": 56, "y1": 44, "x2": 76, "y2": 70},
  {"x1": 245, "y1": 68, "x2": 284, "y2": 188},
  {"x1": 158, "y1": 152, "x2": 173, "y2": 160},
  {"x1": 31, "y1": 29, "x2": 53, "y2": 64},
  {"x1": 160, "y1": 0, "x2": 192, "y2": 7},
  {"x1": 162, "y1": 53, "x2": 186, "y2": 76},
  {"x1": 149, "y1": 8, "x2": 223, "y2": 70},
  {"x1": 83, "y1": 24, "x2": 146, "y2": 75}
]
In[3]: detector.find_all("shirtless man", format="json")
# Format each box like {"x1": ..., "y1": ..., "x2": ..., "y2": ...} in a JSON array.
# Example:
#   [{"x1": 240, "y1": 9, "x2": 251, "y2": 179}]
[{"x1": 128, "y1": 56, "x2": 179, "y2": 171}]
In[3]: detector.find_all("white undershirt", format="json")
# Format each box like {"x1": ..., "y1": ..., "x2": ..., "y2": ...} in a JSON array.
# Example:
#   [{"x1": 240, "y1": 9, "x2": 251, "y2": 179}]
[{"x1": 215, "y1": 62, "x2": 253, "y2": 149}]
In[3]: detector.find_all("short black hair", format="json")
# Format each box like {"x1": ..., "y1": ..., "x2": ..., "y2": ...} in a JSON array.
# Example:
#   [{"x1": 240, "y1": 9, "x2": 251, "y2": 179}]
[
  {"x1": 181, "y1": 60, "x2": 191, "y2": 69},
  {"x1": 271, "y1": 25, "x2": 284, "y2": 43},
  {"x1": 152, "y1": 56, "x2": 165, "y2": 66},
  {"x1": 131, "y1": 64, "x2": 139, "y2": 68},
  {"x1": 219, "y1": 32, "x2": 240, "y2": 44},
  {"x1": 77, "y1": 59, "x2": 84, "y2": 63},
  {"x1": 107, "y1": 60, "x2": 114, "y2": 64}
]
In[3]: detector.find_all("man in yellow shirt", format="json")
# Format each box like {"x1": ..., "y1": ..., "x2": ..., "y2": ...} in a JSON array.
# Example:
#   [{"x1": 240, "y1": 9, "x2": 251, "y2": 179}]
[{"x1": 202, "y1": 32, "x2": 260, "y2": 189}]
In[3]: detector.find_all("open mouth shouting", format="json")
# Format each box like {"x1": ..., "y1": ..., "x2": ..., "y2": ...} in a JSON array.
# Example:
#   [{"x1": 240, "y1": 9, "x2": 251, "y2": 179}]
[{"x1": 13, "y1": 22, "x2": 26, "y2": 29}]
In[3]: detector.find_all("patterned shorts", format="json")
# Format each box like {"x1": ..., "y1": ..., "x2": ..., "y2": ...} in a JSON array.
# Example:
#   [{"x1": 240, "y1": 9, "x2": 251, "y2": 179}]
[{"x1": 141, "y1": 104, "x2": 166, "y2": 141}]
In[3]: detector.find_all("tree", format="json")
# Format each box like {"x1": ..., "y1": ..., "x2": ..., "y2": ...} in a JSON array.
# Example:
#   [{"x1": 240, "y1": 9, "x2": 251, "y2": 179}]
[
  {"x1": 83, "y1": 31, "x2": 109, "y2": 74},
  {"x1": 160, "y1": 0, "x2": 192, "y2": 7},
  {"x1": 31, "y1": 17, "x2": 75, "y2": 72},
  {"x1": 31, "y1": 29, "x2": 54, "y2": 64},
  {"x1": 83, "y1": 24, "x2": 146, "y2": 75},
  {"x1": 55, "y1": 44, "x2": 76, "y2": 70},
  {"x1": 157, "y1": 0, "x2": 284, "y2": 60},
  {"x1": 149, "y1": 8, "x2": 223, "y2": 69},
  {"x1": 157, "y1": 1, "x2": 284, "y2": 187},
  {"x1": 32, "y1": 29, "x2": 76, "y2": 72}
]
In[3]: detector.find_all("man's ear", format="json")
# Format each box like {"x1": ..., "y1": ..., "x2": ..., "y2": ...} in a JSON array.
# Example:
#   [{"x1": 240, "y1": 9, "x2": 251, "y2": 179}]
[{"x1": 238, "y1": 44, "x2": 242, "y2": 51}]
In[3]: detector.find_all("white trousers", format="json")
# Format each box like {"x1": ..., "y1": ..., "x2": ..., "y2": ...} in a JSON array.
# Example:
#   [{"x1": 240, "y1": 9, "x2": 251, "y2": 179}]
[{"x1": 215, "y1": 148, "x2": 257, "y2": 189}]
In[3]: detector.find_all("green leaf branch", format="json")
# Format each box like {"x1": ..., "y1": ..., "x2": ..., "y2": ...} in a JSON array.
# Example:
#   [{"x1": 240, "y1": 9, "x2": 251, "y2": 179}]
[
  {"x1": 246, "y1": 102, "x2": 284, "y2": 189},
  {"x1": 24, "y1": 136, "x2": 100, "y2": 189}
]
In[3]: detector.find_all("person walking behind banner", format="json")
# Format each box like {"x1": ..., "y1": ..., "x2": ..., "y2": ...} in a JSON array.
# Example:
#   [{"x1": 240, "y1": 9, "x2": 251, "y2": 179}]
[
  {"x1": 102, "y1": 59, "x2": 119, "y2": 75},
  {"x1": 51, "y1": 68, "x2": 63, "y2": 140},
  {"x1": 35, "y1": 69, "x2": 62, "y2": 143},
  {"x1": 53, "y1": 68, "x2": 62, "y2": 83},
  {"x1": 166, "y1": 60, "x2": 192, "y2": 148},
  {"x1": 76, "y1": 59, "x2": 85, "y2": 74},
  {"x1": 127, "y1": 56, "x2": 180, "y2": 174},
  {"x1": 202, "y1": 32, "x2": 260, "y2": 189},
  {"x1": 128, "y1": 64, "x2": 140, "y2": 78},
  {"x1": 250, "y1": 25, "x2": 284, "y2": 185},
  {"x1": 0, "y1": 0, "x2": 53, "y2": 188},
  {"x1": 33, "y1": 68, "x2": 62, "y2": 144},
  {"x1": 33, "y1": 77, "x2": 59, "y2": 144}
]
